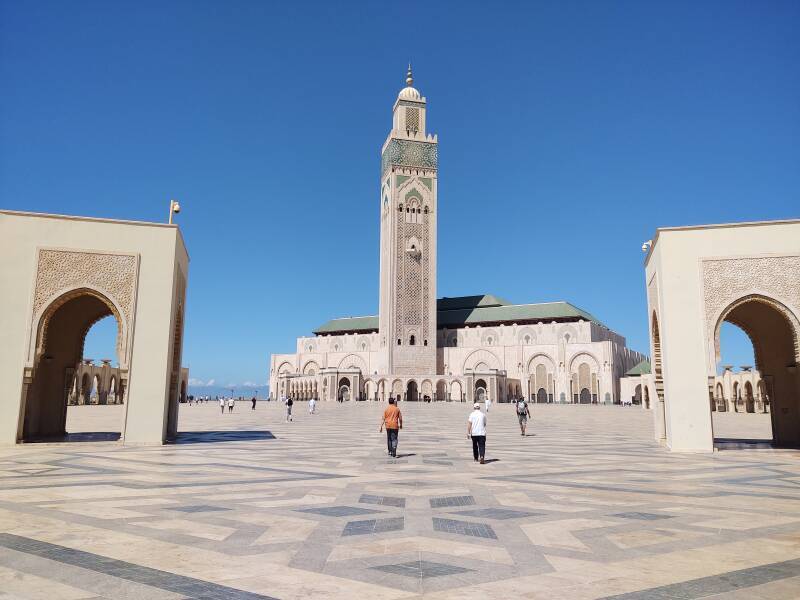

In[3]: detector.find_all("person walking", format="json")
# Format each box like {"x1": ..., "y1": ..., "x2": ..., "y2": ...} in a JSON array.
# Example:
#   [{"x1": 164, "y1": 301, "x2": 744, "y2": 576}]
[
  {"x1": 228, "y1": 397, "x2": 235, "y2": 413},
  {"x1": 219, "y1": 396, "x2": 225, "y2": 415},
  {"x1": 251, "y1": 396, "x2": 257, "y2": 410},
  {"x1": 467, "y1": 403, "x2": 487, "y2": 463},
  {"x1": 485, "y1": 396, "x2": 492, "y2": 412},
  {"x1": 379, "y1": 398, "x2": 403, "y2": 457},
  {"x1": 309, "y1": 397, "x2": 316, "y2": 414},
  {"x1": 515, "y1": 397, "x2": 531, "y2": 436},
  {"x1": 286, "y1": 397, "x2": 293, "y2": 422}
]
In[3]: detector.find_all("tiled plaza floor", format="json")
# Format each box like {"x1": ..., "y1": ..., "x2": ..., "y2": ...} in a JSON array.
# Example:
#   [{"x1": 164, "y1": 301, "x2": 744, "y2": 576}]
[{"x1": 1, "y1": 402, "x2": 799, "y2": 599}]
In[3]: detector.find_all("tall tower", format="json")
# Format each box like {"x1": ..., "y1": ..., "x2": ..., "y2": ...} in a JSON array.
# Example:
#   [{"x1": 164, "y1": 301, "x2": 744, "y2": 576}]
[{"x1": 378, "y1": 65, "x2": 438, "y2": 376}]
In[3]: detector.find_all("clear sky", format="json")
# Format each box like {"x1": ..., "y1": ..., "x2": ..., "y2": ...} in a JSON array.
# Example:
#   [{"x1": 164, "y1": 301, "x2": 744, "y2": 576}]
[{"x1": 2, "y1": 1, "x2": 798, "y2": 394}]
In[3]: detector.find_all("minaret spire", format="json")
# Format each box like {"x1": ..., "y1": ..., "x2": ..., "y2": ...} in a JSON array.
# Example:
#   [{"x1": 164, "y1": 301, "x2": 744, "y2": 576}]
[{"x1": 406, "y1": 62, "x2": 413, "y2": 86}]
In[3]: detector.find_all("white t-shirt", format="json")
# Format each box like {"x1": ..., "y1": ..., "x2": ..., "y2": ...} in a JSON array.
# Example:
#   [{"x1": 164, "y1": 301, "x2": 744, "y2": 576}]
[
  {"x1": 228, "y1": 398, "x2": 234, "y2": 406},
  {"x1": 219, "y1": 398, "x2": 225, "y2": 406},
  {"x1": 468, "y1": 410, "x2": 487, "y2": 436}
]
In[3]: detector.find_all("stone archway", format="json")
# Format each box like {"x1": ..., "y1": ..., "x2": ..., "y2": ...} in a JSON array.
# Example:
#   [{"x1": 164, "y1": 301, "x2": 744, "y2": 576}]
[
  {"x1": 644, "y1": 223, "x2": 800, "y2": 452},
  {"x1": 22, "y1": 288, "x2": 125, "y2": 440},
  {"x1": 714, "y1": 295, "x2": 800, "y2": 446},
  {"x1": 406, "y1": 380, "x2": 419, "y2": 402},
  {"x1": 475, "y1": 378, "x2": 487, "y2": 403}
]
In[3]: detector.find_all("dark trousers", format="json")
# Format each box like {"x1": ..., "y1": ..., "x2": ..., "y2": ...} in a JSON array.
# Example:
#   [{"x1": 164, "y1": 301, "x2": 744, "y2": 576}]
[
  {"x1": 471, "y1": 435, "x2": 486, "y2": 460},
  {"x1": 386, "y1": 428, "x2": 399, "y2": 455}
]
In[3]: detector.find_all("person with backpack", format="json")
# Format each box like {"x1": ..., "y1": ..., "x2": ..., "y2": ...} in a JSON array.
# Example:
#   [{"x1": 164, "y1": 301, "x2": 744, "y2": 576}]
[
  {"x1": 285, "y1": 397, "x2": 293, "y2": 422},
  {"x1": 515, "y1": 397, "x2": 531, "y2": 436}
]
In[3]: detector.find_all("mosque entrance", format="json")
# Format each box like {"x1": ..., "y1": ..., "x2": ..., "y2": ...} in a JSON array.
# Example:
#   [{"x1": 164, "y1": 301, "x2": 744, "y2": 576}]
[
  {"x1": 474, "y1": 379, "x2": 487, "y2": 403},
  {"x1": 406, "y1": 380, "x2": 419, "y2": 402},
  {"x1": 22, "y1": 289, "x2": 125, "y2": 442},
  {"x1": 338, "y1": 377, "x2": 351, "y2": 402}
]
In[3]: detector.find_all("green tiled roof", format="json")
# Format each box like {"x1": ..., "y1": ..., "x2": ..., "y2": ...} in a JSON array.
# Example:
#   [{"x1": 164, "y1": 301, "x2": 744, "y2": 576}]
[
  {"x1": 313, "y1": 315, "x2": 379, "y2": 335},
  {"x1": 437, "y1": 294, "x2": 511, "y2": 311},
  {"x1": 313, "y1": 295, "x2": 605, "y2": 335},
  {"x1": 625, "y1": 360, "x2": 651, "y2": 376}
]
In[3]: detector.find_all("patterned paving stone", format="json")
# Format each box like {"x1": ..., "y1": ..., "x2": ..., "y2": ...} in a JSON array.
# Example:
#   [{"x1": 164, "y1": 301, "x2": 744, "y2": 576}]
[
  {"x1": 3, "y1": 403, "x2": 799, "y2": 599},
  {"x1": 432, "y1": 517, "x2": 498, "y2": 539},
  {"x1": 342, "y1": 517, "x2": 404, "y2": 536},
  {"x1": 371, "y1": 560, "x2": 472, "y2": 578},
  {"x1": 358, "y1": 494, "x2": 406, "y2": 507},
  {"x1": 613, "y1": 511, "x2": 675, "y2": 521},
  {"x1": 429, "y1": 495, "x2": 475, "y2": 508},
  {"x1": 452, "y1": 507, "x2": 542, "y2": 520},
  {"x1": 296, "y1": 506, "x2": 382, "y2": 517},
  {"x1": 169, "y1": 504, "x2": 230, "y2": 513}
]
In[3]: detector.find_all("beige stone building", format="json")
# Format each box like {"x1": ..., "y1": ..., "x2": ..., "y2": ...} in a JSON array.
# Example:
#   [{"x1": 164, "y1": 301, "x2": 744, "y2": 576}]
[
  {"x1": 269, "y1": 69, "x2": 646, "y2": 404},
  {"x1": 0, "y1": 210, "x2": 189, "y2": 445},
  {"x1": 644, "y1": 219, "x2": 800, "y2": 451}
]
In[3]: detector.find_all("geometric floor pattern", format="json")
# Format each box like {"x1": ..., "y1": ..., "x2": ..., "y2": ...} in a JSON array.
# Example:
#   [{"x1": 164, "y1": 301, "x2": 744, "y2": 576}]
[{"x1": 0, "y1": 403, "x2": 799, "y2": 599}]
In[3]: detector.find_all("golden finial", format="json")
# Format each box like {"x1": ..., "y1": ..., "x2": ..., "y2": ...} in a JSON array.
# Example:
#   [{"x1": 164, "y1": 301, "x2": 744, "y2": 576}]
[{"x1": 406, "y1": 62, "x2": 413, "y2": 86}]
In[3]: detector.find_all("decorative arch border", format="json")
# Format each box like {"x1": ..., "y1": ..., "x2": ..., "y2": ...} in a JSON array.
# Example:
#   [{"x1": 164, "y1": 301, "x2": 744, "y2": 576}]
[
  {"x1": 338, "y1": 353, "x2": 368, "y2": 372},
  {"x1": 526, "y1": 353, "x2": 556, "y2": 375},
  {"x1": 709, "y1": 292, "x2": 800, "y2": 372},
  {"x1": 276, "y1": 361, "x2": 295, "y2": 375},
  {"x1": 302, "y1": 360, "x2": 320, "y2": 375},
  {"x1": 567, "y1": 351, "x2": 600, "y2": 374},
  {"x1": 462, "y1": 349, "x2": 501, "y2": 372},
  {"x1": 29, "y1": 285, "x2": 131, "y2": 369}
]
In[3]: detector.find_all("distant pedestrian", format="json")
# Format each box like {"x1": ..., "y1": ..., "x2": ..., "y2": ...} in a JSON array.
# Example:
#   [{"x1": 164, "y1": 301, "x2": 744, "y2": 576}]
[
  {"x1": 379, "y1": 398, "x2": 403, "y2": 457},
  {"x1": 251, "y1": 396, "x2": 257, "y2": 410},
  {"x1": 309, "y1": 397, "x2": 316, "y2": 414},
  {"x1": 219, "y1": 396, "x2": 225, "y2": 415},
  {"x1": 228, "y1": 397, "x2": 235, "y2": 413},
  {"x1": 286, "y1": 397, "x2": 293, "y2": 422},
  {"x1": 467, "y1": 403, "x2": 487, "y2": 464},
  {"x1": 485, "y1": 396, "x2": 492, "y2": 412},
  {"x1": 515, "y1": 397, "x2": 531, "y2": 436}
]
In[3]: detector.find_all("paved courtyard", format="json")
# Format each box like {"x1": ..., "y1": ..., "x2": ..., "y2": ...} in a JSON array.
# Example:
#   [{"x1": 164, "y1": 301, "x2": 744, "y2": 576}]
[{"x1": 1, "y1": 402, "x2": 799, "y2": 599}]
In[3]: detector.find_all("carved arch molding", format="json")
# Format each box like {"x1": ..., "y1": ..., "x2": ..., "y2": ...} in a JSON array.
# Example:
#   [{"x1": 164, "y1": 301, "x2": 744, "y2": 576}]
[
  {"x1": 702, "y1": 256, "x2": 800, "y2": 369},
  {"x1": 29, "y1": 249, "x2": 139, "y2": 368}
]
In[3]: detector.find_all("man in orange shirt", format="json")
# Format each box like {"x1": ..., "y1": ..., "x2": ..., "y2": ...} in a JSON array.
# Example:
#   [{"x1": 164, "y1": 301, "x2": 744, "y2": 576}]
[{"x1": 379, "y1": 398, "x2": 403, "y2": 457}]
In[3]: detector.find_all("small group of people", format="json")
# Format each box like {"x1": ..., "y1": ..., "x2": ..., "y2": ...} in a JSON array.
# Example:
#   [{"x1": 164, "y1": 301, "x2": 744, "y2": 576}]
[
  {"x1": 379, "y1": 396, "x2": 532, "y2": 462},
  {"x1": 219, "y1": 396, "x2": 235, "y2": 413}
]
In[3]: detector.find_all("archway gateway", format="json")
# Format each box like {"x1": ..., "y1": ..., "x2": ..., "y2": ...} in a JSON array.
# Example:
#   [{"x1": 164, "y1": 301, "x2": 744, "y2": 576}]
[
  {"x1": 0, "y1": 210, "x2": 189, "y2": 445},
  {"x1": 406, "y1": 380, "x2": 419, "y2": 402},
  {"x1": 644, "y1": 219, "x2": 800, "y2": 451}
]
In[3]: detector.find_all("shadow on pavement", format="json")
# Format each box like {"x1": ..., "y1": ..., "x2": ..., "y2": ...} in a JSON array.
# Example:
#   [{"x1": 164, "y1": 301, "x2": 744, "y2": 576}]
[{"x1": 171, "y1": 430, "x2": 276, "y2": 444}]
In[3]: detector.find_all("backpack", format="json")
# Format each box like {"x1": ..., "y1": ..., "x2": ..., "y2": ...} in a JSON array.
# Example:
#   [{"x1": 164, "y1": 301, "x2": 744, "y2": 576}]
[{"x1": 516, "y1": 401, "x2": 527, "y2": 415}]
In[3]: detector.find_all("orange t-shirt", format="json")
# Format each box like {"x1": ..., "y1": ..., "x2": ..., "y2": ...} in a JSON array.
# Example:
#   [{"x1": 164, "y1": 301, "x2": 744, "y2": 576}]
[{"x1": 383, "y1": 405, "x2": 402, "y2": 429}]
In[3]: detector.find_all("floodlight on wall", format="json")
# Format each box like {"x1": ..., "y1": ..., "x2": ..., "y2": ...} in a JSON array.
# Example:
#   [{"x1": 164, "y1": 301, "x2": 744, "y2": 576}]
[
  {"x1": 641, "y1": 240, "x2": 653, "y2": 252},
  {"x1": 168, "y1": 199, "x2": 181, "y2": 224}
]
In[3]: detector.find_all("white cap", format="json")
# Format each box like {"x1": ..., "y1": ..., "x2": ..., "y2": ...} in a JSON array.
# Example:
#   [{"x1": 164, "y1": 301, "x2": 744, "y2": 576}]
[{"x1": 473, "y1": 403, "x2": 480, "y2": 409}]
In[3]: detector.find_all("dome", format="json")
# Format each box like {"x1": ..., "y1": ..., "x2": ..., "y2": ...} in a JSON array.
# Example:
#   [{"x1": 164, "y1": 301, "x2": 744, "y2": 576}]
[
  {"x1": 398, "y1": 64, "x2": 421, "y2": 100},
  {"x1": 399, "y1": 86, "x2": 421, "y2": 100}
]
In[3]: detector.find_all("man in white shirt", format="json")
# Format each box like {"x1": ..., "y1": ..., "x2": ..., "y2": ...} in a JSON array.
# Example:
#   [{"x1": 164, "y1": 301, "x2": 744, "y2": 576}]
[
  {"x1": 219, "y1": 397, "x2": 225, "y2": 415},
  {"x1": 485, "y1": 396, "x2": 492, "y2": 412},
  {"x1": 309, "y1": 397, "x2": 316, "y2": 414},
  {"x1": 467, "y1": 403, "x2": 488, "y2": 464}
]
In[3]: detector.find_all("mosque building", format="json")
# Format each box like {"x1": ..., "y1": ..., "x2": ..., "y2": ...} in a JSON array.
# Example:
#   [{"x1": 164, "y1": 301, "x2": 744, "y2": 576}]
[{"x1": 269, "y1": 67, "x2": 646, "y2": 404}]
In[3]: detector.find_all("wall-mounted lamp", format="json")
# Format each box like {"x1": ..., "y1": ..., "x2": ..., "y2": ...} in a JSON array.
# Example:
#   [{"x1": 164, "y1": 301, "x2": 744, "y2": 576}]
[{"x1": 168, "y1": 199, "x2": 181, "y2": 224}]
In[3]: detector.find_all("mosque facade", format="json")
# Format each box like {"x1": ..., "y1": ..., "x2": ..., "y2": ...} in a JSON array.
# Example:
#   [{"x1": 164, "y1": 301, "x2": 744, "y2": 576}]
[{"x1": 269, "y1": 68, "x2": 646, "y2": 404}]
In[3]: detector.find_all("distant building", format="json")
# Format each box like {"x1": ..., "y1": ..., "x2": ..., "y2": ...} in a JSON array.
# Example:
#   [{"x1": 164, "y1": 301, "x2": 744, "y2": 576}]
[{"x1": 269, "y1": 67, "x2": 645, "y2": 404}]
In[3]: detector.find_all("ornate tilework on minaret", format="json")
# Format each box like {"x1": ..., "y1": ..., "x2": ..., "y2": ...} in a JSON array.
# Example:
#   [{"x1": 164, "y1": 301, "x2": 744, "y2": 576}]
[{"x1": 378, "y1": 65, "x2": 438, "y2": 375}]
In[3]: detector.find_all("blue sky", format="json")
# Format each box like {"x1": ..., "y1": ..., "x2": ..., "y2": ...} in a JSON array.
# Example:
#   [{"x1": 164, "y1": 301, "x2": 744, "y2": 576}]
[{"x1": 2, "y1": 1, "x2": 797, "y2": 393}]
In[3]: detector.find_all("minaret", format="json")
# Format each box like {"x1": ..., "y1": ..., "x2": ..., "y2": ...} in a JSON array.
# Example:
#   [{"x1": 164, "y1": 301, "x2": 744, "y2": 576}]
[{"x1": 378, "y1": 65, "x2": 438, "y2": 376}]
